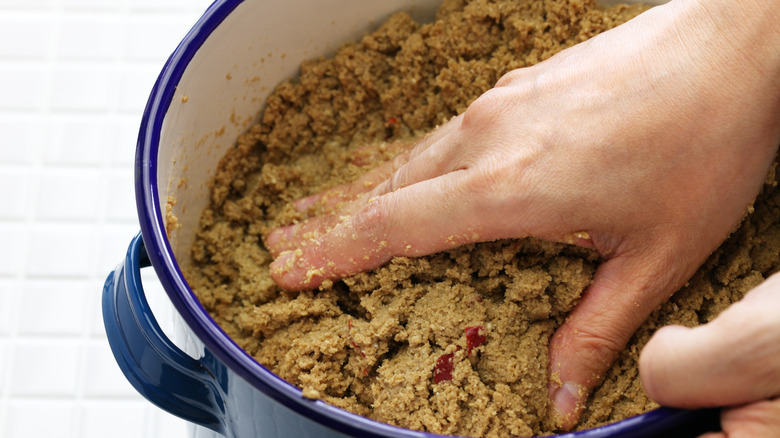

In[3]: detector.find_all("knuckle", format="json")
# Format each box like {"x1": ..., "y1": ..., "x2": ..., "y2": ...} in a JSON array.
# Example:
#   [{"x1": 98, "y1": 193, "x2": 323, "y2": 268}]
[
  {"x1": 351, "y1": 198, "x2": 389, "y2": 241},
  {"x1": 387, "y1": 165, "x2": 407, "y2": 193},
  {"x1": 461, "y1": 87, "x2": 508, "y2": 132},
  {"x1": 564, "y1": 324, "x2": 626, "y2": 383},
  {"x1": 391, "y1": 151, "x2": 408, "y2": 173},
  {"x1": 494, "y1": 68, "x2": 526, "y2": 88},
  {"x1": 375, "y1": 153, "x2": 413, "y2": 195},
  {"x1": 575, "y1": 326, "x2": 626, "y2": 358},
  {"x1": 462, "y1": 166, "x2": 504, "y2": 202},
  {"x1": 461, "y1": 154, "x2": 519, "y2": 207}
]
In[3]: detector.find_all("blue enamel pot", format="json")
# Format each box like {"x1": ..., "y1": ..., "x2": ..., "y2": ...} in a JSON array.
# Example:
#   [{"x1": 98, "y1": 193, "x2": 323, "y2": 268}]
[{"x1": 102, "y1": 0, "x2": 721, "y2": 436}]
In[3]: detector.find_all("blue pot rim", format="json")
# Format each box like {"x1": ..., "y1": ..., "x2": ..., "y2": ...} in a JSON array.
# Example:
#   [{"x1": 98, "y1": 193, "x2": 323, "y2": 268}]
[{"x1": 134, "y1": 1, "x2": 701, "y2": 437}]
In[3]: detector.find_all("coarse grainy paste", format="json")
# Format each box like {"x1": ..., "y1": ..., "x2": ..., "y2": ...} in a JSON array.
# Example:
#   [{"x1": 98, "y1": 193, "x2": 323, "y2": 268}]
[{"x1": 185, "y1": 0, "x2": 780, "y2": 436}]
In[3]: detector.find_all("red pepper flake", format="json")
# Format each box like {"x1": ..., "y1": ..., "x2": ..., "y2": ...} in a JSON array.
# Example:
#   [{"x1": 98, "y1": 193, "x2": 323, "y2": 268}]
[
  {"x1": 475, "y1": 295, "x2": 483, "y2": 302},
  {"x1": 465, "y1": 325, "x2": 486, "y2": 357},
  {"x1": 348, "y1": 319, "x2": 366, "y2": 358},
  {"x1": 384, "y1": 117, "x2": 399, "y2": 140},
  {"x1": 433, "y1": 352, "x2": 454, "y2": 383}
]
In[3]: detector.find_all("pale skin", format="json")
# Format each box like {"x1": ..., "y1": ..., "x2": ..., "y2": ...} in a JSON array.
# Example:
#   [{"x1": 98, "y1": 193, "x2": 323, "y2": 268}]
[
  {"x1": 641, "y1": 272, "x2": 780, "y2": 438},
  {"x1": 265, "y1": 0, "x2": 780, "y2": 434}
]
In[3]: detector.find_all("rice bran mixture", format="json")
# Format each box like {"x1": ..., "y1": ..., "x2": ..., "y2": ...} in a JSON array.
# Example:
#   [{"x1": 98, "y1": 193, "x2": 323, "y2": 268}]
[{"x1": 185, "y1": 0, "x2": 780, "y2": 436}]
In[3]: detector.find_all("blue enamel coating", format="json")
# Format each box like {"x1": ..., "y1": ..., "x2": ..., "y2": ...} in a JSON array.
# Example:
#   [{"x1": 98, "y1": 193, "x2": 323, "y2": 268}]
[
  {"x1": 102, "y1": 0, "x2": 724, "y2": 436},
  {"x1": 102, "y1": 233, "x2": 226, "y2": 434}
]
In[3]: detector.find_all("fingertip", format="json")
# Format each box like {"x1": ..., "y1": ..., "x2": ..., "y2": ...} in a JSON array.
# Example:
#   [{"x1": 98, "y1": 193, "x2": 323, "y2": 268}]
[
  {"x1": 265, "y1": 224, "x2": 299, "y2": 256},
  {"x1": 639, "y1": 324, "x2": 692, "y2": 402},
  {"x1": 639, "y1": 322, "x2": 746, "y2": 409},
  {"x1": 548, "y1": 381, "x2": 586, "y2": 430},
  {"x1": 546, "y1": 323, "x2": 609, "y2": 431},
  {"x1": 269, "y1": 249, "x2": 327, "y2": 291},
  {"x1": 269, "y1": 249, "x2": 297, "y2": 284},
  {"x1": 545, "y1": 256, "x2": 678, "y2": 430},
  {"x1": 294, "y1": 194, "x2": 319, "y2": 212}
]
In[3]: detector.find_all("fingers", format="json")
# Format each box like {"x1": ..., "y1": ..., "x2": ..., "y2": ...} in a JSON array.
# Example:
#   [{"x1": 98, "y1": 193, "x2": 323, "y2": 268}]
[
  {"x1": 639, "y1": 272, "x2": 780, "y2": 409},
  {"x1": 348, "y1": 137, "x2": 416, "y2": 168},
  {"x1": 698, "y1": 398, "x2": 780, "y2": 438},
  {"x1": 269, "y1": 169, "x2": 502, "y2": 290},
  {"x1": 288, "y1": 145, "x2": 417, "y2": 216},
  {"x1": 267, "y1": 157, "x2": 407, "y2": 254},
  {"x1": 717, "y1": 398, "x2": 780, "y2": 438},
  {"x1": 367, "y1": 146, "x2": 458, "y2": 203},
  {"x1": 266, "y1": 142, "x2": 457, "y2": 256},
  {"x1": 291, "y1": 157, "x2": 405, "y2": 213},
  {"x1": 363, "y1": 115, "x2": 465, "y2": 198},
  {"x1": 267, "y1": 116, "x2": 465, "y2": 256},
  {"x1": 547, "y1": 252, "x2": 683, "y2": 430}
]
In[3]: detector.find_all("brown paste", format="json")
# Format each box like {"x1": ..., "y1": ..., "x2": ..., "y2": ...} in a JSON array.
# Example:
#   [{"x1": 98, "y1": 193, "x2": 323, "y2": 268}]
[{"x1": 185, "y1": 0, "x2": 780, "y2": 436}]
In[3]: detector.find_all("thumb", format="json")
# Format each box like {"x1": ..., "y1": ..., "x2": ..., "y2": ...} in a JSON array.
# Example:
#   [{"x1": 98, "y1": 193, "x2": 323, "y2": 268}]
[
  {"x1": 639, "y1": 272, "x2": 780, "y2": 408},
  {"x1": 547, "y1": 252, "x2": 683, "y2": 430}
]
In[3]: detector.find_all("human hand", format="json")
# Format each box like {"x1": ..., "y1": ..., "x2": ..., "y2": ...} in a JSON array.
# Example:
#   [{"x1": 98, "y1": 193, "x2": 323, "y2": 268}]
[
  {"x1": 640, "y1": 272, "x2": 780, "y2": 437},
  {"x1": 265, "y1": 0, "x2": 780, "y2": 429}
]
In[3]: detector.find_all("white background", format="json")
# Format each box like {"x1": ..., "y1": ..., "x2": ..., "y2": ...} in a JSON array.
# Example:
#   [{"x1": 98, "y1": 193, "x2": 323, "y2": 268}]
[{"x1": 0, "y1": 0, "x2": 216, "y2": 436}]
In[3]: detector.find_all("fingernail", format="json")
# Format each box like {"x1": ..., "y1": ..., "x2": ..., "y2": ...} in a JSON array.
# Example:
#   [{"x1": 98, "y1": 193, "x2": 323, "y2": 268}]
[
  {"x1": 549, "y1": 382, "x2": 584, "y2": 430},
  {"x1": 294, "y1": 195, "x2": 318, "y2": 212},
  {"x1": 266, "y1": 224, "x2": 298, "y2": 251},
  {"x1": 270, "y1": 249, "x2": 300, "y2": 276}
]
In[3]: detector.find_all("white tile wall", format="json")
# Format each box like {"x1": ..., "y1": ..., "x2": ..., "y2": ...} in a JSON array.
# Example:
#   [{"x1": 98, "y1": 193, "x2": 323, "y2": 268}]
[
  {"x1": 0, "y1": 116, "x2": 43, "y2": 163},
  {"x1": 58, "y1": 15, "x2": 122, "y2": 60},
  {"x1": 36, "y1": 170, "x2": 103, "y2": 220},
  {"x1": 63, "y1": 0, "x2": 122, "y2": 10},
  {"x1": 0, "y1": 281, "x2": 14, "y2": 335},
  {"x1": 10, "y1": 341, "x2": 82, "y2": 396},
  {"x1": 0, "y1": 0, "x2": 57, "y2": 9},
  {"x1": 0, "y1": 0, "x2": 214, "y2": 437},
  {"x1": 0, "y1": 16, "x2": 54, "y2": 59},
  {"x1": 0, "y1": 342, "x2": 7, "y2": 388},
  {"x1": 80, "y1": 401, "x2": 149, "y2": 438},
  {"x1": 51, "y1": 66, "x2": 116, "y2": 111},
  {"x1": 17, "y1": 280, "x2": 88, "y2": 335},
  {"x1": 45, "y1": 115, "x2": 114, "y2": 165},
  {"x1": 0, "y1": 170, "x2": 33, "y2": 220},
  {"x1": 4, "y1": 401, "x2": 78, "y2": 437},
  {"x1": 82, "y1": 340, "x2": 137, "y2": 397},
  {"x1": 0, "y1": 66, "x2": 50, "y2": 110},
  {"x1": 0, "y1": 225, "x2": 27, "y2": 277}
]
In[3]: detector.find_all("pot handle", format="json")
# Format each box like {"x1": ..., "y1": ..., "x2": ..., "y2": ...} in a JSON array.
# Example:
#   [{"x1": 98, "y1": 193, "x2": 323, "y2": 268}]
[{"x1": 102, "y1": 233, "x2": 225, "y2": 434}]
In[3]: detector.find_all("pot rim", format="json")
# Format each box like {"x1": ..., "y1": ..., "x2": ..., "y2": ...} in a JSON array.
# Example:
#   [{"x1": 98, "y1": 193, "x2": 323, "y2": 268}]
[{"x1": 135, "y1": 0, "x2": 703, "y2": 437}]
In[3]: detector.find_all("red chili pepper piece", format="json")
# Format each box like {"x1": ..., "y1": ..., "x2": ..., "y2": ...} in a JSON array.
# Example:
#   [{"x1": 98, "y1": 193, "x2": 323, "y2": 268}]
[
  {"x1": 384, "y1": 117, "x2": 399, "y2": 140},
  {"x1": 433, "y1": 352, "x2": 454, "y2": 383},
  {"x1": 465, "y1": 325, "x2": 486, "y2": 356},
  {"x1": 351, "y1": 340, "x2": 366, "y2": 357},
  {"x1": 348, "y1": 319, "x2": 366, "y2": 358}
]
